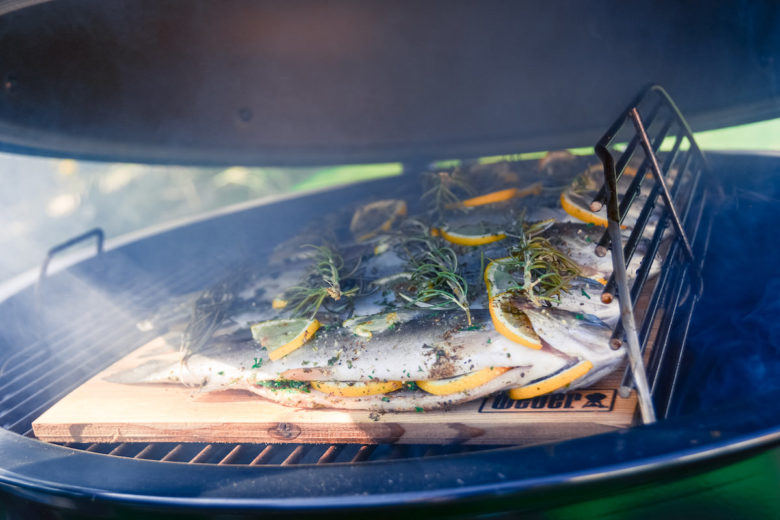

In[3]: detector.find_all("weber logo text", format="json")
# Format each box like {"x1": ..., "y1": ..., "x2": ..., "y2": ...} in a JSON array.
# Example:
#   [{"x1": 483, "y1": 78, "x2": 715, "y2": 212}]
[{"x1": 479, "y1": 389, "x2": 616, "y2": 413}]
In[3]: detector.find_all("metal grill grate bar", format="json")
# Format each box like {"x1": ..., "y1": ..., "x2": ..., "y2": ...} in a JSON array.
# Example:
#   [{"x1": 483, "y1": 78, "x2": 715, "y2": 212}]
[
  {"x1": 161, "y1": 444, "x2": 185, "y2": 462},
  {"x1": 317, "y1": 445, "x2": 343, "y2": 464},
  {"x1": 280, "y1": 445, "x2": 307, "y2": 466},
  {"x1": 108, "y1": 443, "x2": 129, "y2": 456},
  {"x1": 351, "y1": 445, "x2": 376, "y2": 463},
  {"x1": 134, "y1": 443, "x2": 157, "y2": 459},
  {"x1": 219, "y1": 445, "x2": 244, "y2": 465},
  {"x1": 249, "y1": 445, "x2": 274, "y2": 465},
  {"x1": 189, "y1": 445, "x2": 214, "y2": 464}
]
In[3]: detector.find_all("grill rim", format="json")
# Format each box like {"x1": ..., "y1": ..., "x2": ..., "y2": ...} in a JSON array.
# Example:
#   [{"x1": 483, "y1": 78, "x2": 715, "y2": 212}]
[
  {"x1": 1, "y1": 151, "x2": 779, "y2": 511},
  {"x1": 0, "y1": 400, "x2": 778, "y2": 511}
]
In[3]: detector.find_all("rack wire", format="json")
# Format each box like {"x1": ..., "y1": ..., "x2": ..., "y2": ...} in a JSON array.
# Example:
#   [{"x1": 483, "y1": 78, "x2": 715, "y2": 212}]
[{"x1": 592, "y1": 85, "x2": 710, "y2": 423}]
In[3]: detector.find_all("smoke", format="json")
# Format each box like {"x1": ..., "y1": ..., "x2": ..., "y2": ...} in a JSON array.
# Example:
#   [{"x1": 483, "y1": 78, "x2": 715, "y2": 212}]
[{"x1": 673, "y1": 170, "x2": 780, "y2": 415}]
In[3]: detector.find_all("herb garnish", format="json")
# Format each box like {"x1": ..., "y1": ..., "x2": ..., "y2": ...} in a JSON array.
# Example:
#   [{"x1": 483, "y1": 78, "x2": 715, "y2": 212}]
[
  {"x1": 256, "y1": 380, "x2": 311, "y2": 393},
  {"x1": 281, "y1": 245, "x2": 361, "y2": 318},
  {"x1": 421, "y1": 168, "x2": 475, "y2": 219},
  {"x1": 503, "y1": 218, "x2": 581, "y2": 306},
  {"x1": 399, "y1": 239, "x2": 472, "y2": 325}
]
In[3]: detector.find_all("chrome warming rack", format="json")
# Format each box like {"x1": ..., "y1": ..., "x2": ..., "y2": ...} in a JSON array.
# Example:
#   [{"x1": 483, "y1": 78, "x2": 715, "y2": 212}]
[{"x1": 591, "y1": 84, "x2": 710, "y2": 424}]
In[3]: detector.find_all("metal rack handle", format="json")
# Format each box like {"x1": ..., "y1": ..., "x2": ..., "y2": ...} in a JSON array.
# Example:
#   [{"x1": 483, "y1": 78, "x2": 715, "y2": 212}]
[{"x1": 37, "y1": 228, "x2": 105, "y2": 284}]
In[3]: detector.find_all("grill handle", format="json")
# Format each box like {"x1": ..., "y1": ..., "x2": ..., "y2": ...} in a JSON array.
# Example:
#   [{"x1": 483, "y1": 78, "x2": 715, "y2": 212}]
[{"x1": 37, "y1": 228, "x2": 105, "y2": 285}]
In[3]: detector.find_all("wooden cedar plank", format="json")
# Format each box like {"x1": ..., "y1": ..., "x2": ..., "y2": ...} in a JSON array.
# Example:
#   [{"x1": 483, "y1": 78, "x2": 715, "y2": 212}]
[{"x1": 32, "y1": 335, "x2": 638, "y2": 445}]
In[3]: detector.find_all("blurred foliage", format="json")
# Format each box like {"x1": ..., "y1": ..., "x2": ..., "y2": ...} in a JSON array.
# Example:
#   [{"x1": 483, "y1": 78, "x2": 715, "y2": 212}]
[
  {"x1": 1, "y1": 116, "x2": 778, "y2": 282},
  {"x1": 0, "y1": 159, "x2": 400, "y2": 281}
]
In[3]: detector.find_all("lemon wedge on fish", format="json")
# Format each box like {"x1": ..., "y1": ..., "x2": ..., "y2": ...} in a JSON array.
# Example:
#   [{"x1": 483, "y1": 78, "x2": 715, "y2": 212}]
[
  {"x1": 251, "y1": 318, "x2": 321, "y2": 361},
  {"x1": 484, "y1": 257, "x2": 522, "y2": 299},
  {"x1": 508, "y1": 360, "x2": 593, "y2": 399},
  {"x1": 343, "y1": 310, "x2": 419, "y2": 339},
  {"x1": 350, "y1": 199, "x2": 407, "y2": 241},
  {"x1": 311, "y1": 380, "x2": 403, "y2": 397},
  {"x1": 432, "y1": 222, "x2": 507, "y2": 246},
  {"x1": 416, "y1": 366, "x2": 512, "y2": 396},
  {"x1": 488, "y1": 293, "x2": 543, "y2": 349},
  {"x1": 483, "y1": 259, "x2": 543, "y2": 349}
]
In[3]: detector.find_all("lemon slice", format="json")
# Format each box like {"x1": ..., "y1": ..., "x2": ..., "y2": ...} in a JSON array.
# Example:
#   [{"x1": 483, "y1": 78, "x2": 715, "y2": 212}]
[
  {"x1": 342, "y1": 311, "x2": 409, "y2": 339},
  {"x1": 350, "y1": 199, "x2": 407, "y2": 241},
  {"x1": 484, "y1": 257, "x2": 523, "y2": 299},
  {"x1": 560, "y1": 164, "x2": 637, "y2": 227},
  {"x1": 488, "y1": 293, "x2": 543, "y2": 349},
  {"x1": 448, "y1": 182, "x2": 544, "y2": 209},
  {"x1": 250, "y1": 318, "x2": 321, "y2": 361},
  {"x1": 416, "y1": 366, "x2": 511, "y2": 396},
  {"x1": 560, "y1": 190, "x2": 609, "y2": 227},
  {"x1": 311, "y1": 380, "x2": 403, "y2": 397},
  {"x1": 433, "y1": 223, "x2": 507, "y2": 246},
  {"x1": 507, "y1": 360, "x2": 593, "y2": 399}
]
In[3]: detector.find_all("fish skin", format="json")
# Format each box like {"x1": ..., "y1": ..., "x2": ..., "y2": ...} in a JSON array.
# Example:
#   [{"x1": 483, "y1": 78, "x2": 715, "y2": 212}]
[{"x1": 107, "y1": 309, "x2": 576, "y2": 391}]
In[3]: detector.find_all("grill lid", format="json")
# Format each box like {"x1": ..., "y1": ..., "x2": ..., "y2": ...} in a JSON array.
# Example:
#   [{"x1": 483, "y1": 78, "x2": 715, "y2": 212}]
[{"x1": 0, "y1": 0, "x2": 779, "y2": 165}]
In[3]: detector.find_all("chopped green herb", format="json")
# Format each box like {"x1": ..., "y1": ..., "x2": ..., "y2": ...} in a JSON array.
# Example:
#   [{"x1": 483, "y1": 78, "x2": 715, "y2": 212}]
[
  {"x1": 251, "y1": 357, "x2": 263, "y2": 369},
  {"x1": 347, "y1": 360, "x2": 353, "y2": 369},
  {"x1": 581, "y1": 289, "x2": 591, "y2": 300},
  {"x1": 575, "y1": 313, "x2": 584, "y2": 320},
  {"x1": 327, "y1": 355, "x2": 340, "y2": 366},
  {"x1": 487, "y1": 338, "x2": 492, "y2": 344},
  {"x1": 301, "y1": 360, "x2": 310, "y2": 366},
  {"x1": 404, "y1": 381, "x2": 419, "y2": 391},
  {"x1": 217, "y1": 371, "x2": 224, "y2": 376},
  {"x1": 381, "y1": 397, "x2": 391, "y2": 402},
  {"x1": 418, "y1": 365, "x2": 423, "y2": 372},
  {"x1": 255, "y1": 380, "x2": 311, "y2": 393},
  {"x1": 459, "y1": 324, "x2": 482, "y2": 331},
  {"x1": 415, "y1": 406, "x2": 424, "y2": 413}
]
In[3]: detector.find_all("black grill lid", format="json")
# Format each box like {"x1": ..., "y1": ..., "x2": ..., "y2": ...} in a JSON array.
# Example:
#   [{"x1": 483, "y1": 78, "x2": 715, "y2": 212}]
[{"x1": 0, "y1": 0, "x2": 779, "y2": 165}]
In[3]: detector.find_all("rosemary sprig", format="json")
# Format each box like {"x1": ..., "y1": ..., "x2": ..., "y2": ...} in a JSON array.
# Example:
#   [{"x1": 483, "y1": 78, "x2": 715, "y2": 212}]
[
  {"x1": 181, "y1": 267, "x2": 248, "y2": 357},
  {"x1": 421, "y1": 168, "x2": 475, "y2": 219},
  {"x1": 504, "y1": 219, "x2": 581, "y2": 306},
  {"x1": 282, "y1": 245, "x2": 360, "y2": 318},
  {"x1": 399, "y1": 238, "x2": 472, "y2": 325}
]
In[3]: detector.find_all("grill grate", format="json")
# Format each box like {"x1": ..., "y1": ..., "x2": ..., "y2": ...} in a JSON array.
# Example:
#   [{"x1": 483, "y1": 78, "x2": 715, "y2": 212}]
[
  {"x1": 55, "y1": 441, "x2": 501, "y2": 465},
  {"x1": 0, "y1": 254, "x2": 233, "y2": 435}
]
